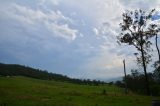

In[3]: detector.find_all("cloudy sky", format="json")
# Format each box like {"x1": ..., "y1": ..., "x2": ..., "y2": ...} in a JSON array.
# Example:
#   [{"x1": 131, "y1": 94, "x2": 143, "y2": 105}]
[{"x1": 0, "y1": 0, "x2": 160, "y2": 80}]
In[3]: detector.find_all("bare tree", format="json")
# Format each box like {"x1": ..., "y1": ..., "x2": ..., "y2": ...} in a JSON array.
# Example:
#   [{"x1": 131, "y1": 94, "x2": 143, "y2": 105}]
[
  {"x1": 117, "y1": 9, "x2": 160, "y2": 95},
  {"x1": 155, "y1": 35, "x2": 160, "y2": 66}
]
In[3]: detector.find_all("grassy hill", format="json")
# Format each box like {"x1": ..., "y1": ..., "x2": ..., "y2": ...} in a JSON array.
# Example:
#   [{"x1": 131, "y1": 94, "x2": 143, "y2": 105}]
[
  {"x1": 0, "y1": 63, "x2": 105, "y2": 85},
  {"x1": 0, "y1": 76, "x2": 154, "y2": 106}
]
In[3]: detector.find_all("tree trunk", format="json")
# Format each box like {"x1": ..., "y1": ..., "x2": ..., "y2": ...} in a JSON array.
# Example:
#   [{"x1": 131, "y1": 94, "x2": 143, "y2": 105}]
[
  {"x1": 123, "y1": 59, "x2": 127, "y2": 94},
  {"x1": 140, "y1": 35, "x2": 150, "y2": 95},
  {"x1": 156, "y1": 35, "x2": 160, "y2": 65}
]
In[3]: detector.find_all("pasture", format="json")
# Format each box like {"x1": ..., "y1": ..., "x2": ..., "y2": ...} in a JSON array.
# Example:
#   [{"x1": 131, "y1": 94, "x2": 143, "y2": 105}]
[{"x1": 0, "y1": 76, "x2": 154, "y2": 106}]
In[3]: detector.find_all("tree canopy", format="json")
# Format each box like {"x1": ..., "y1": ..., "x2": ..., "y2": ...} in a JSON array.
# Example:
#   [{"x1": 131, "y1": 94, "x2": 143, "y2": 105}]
[{"x1": 117, "y1": 9, "x2": 160, "y2": 95}]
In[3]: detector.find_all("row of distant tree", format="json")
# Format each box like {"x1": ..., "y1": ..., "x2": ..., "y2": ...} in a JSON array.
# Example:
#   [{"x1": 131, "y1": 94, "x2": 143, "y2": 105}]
[
  {"x1": 0, "y1": 63, "x2": 106, "y2": 86},
  {"x1": 115, "y1": 67, "x2": 160, "y2": 96}
]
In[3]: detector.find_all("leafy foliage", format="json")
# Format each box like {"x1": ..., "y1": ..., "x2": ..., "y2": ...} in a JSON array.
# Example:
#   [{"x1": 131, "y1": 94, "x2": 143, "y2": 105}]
[
  {"x1": 153, "y1": 66, "x2": 160, "y2": 84},
  {"x1": 116, "y1": 69, "x2": 160, "y2": 96},
  {"x1": 117, "y1": 9, "x2": 160, "y2": 95},
  {"x1": 118, "y1": 9, "x2": 159, "y2": 65}
]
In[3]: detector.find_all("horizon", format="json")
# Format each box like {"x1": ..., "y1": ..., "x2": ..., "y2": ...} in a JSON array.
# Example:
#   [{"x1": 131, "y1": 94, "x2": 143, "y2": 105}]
[{"x1": 0, "y1": 0, "x2": 160, "y2": 80}]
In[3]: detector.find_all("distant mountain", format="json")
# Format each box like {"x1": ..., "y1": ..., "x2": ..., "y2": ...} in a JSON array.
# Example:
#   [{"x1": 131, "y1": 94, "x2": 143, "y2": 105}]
[
  {"x1": 95, "y1": 77, "x2": 123, "y2": 83},
  {"x1": 0, "y1": 63, "x2": 105, "y2": 85},
  {"x1": 105, "y1": 77, "x2": 123, "y2": 83}
]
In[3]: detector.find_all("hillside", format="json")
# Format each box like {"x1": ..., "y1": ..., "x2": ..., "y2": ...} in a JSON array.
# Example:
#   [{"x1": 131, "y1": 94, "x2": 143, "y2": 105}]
[
  {"x1": 0, "y1": 63, "x2": 105, "y2": 85},
  {"x1": 0, "y1": 63, "x2": 71, "y2": 81},
  {"x1": 0, "y1": 76, "x2": 153, "y2": 106}
]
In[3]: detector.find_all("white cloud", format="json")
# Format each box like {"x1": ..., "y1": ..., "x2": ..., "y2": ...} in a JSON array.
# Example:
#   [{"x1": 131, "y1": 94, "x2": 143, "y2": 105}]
[
  {"x1": 3, "y1": 3, "x2": 79, "y2": 41},
  {"x1": 47, "y1": 23, "x2": 78, "y2": 41},
  {"x1": 93, "y1": 28, "x2": 99, "y2": 35},
  {"x1": 66, "y1": 0, "x2": 123, "y2": 26},
  {"x1": 38, "y1": 0, "x2": 61, "y2": 6}
]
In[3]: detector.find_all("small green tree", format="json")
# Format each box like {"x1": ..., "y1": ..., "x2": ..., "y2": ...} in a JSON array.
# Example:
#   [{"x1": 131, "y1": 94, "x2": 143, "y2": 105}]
[{"x1": 117, "y1": 9, "x2": 160, "y2": 95}]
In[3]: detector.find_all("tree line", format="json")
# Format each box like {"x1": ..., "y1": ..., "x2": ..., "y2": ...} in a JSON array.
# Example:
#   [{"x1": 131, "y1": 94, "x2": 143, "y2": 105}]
[
  {"x1": 115, "y1": 67, "x2": 160, "y2": 96},
  {"x1": 0, "y1": 63, "x2": 105, "y2": 86}
]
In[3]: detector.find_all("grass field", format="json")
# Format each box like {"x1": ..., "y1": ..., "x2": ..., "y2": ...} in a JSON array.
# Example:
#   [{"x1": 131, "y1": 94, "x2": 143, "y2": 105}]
[{"x1": 0, "y1": 76, "x2": 155, "y2": 106}]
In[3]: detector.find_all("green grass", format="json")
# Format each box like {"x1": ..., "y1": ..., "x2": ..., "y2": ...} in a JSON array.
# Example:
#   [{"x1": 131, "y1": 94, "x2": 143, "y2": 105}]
[{"x1": 0, "y1": 76, "x2": 156, "y2": 106}]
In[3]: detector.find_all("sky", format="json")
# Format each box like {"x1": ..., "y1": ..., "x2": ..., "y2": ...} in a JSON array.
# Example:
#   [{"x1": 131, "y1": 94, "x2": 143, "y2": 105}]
[{"x1": 0, "y1": 0, "x2": 160, "y2": 80}]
